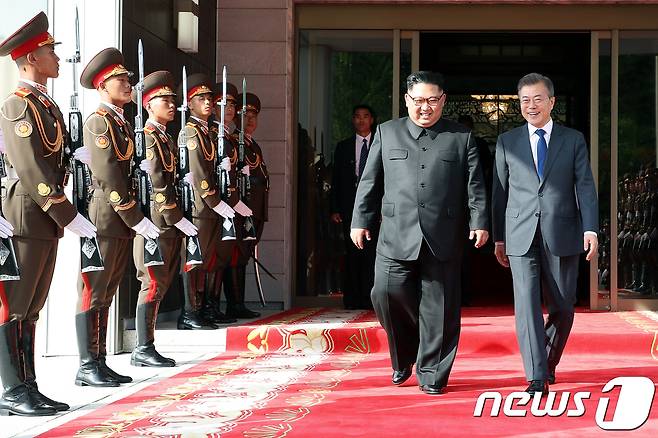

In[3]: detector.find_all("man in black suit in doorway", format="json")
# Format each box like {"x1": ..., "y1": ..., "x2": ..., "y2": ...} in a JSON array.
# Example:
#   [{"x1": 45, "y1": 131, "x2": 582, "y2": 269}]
[
  {"x1": 330, "y1": 105, "x2": 377, "y2": 309},
  {"x1": 351, "y1": 72, "x2": 489, "y2": 395}
]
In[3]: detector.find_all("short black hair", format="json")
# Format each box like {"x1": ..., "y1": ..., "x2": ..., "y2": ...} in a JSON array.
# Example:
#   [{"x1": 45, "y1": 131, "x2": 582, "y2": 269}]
[
  {"x1": 406, "y1": 71, "x2": 445, "y2": 92},
  {"x1": 517, "y1": 73, "x2": 555, "y2": 97},
  {"x1": 352, "y1": 104, "x2": 374, "y2": 118}
]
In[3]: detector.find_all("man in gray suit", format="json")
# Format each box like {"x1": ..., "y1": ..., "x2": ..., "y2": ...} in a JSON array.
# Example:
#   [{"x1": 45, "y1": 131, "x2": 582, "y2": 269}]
[
  {"x1": 492, "y1": 73, "x2": 598, "y2": 396},
  {"x1": 351, "y1": 71, "x2": 489, "y2": 395}
]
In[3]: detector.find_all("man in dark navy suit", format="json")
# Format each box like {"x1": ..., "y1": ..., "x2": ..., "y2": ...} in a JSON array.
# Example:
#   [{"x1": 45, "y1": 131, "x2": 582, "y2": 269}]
[{"x1": 330, "y1": 105, "x2": 377, "y2": 309}]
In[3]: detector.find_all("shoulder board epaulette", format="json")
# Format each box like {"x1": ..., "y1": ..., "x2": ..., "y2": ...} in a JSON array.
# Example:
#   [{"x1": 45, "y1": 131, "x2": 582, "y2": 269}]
[
  {"x1": 184, "y1": 125, "x2": 198, "y2": 137},
  {"x1": 95, "y1": 108, "x2": 109, "y2": 116},
  {"x1": 14, "y1": 87, "x2": 32, "y2": 98},
  {"x1": 144, "y1": 125, "x2": 155, "y2": 134}
]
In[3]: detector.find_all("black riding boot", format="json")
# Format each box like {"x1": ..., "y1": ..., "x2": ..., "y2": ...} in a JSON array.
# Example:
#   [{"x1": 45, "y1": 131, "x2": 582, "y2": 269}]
[
  {"x1": 20, "y1": 321, "x2": 68, "y2": 411},
  {"x1": 131, "y1": 302, "x2": 175, "y2": 367},
  {"x1": 178, "y1": 270, "x2": 215, "y2": 330},
  {"x1": 225, "y1": 265, "x2": 261, "y2": 319},
  {"x1": 202, "y1": 270, "x2": 237, "y2": 324},
  {"x1": 98, "y1": 307, "x2": 132, "y2": 383},
  {"x1": 0, "y1": 321, "x2": 55, "y2": 416},
  {"x1": 75, "y1": 309, "x2": 119, "y2": 387}
]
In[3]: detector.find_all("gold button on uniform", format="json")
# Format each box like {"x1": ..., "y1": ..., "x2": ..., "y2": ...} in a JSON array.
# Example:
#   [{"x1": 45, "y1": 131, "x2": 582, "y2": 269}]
[
  {"x1": 187, "y1": 139, "x2": 197, "y2": 150},
  {"x1": 200, "y1": 180, "x2": 209, "y2": 190},
  {"x1": 146, "y1": 149, "x2": 154, "y2": 160},
  {"x1": 155, "y1": 193, "x2": 166, "y2": 203},
  {"x1": 109, "y1": 191, "x2": 121, "y2": 203},
  {"x1": 37, "y1": 183, "x2": 51, "y2": 196}
]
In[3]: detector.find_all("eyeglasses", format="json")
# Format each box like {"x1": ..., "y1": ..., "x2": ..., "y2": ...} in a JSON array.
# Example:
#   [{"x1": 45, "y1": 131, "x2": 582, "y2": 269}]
[{"x1": 407, "y1": 93, "x2": 445, "y2": 107}]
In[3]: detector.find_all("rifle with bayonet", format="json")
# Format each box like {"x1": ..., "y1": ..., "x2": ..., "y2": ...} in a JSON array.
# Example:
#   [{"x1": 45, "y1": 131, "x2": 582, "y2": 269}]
[
  {"x1": 176, "y1": 66, "x2": 203, "y2": 267},
  {"x1": 66, "y1": 6, "x2": 104, "y2": 273},
  {"x1": 133, "y1": 39, "x2": 164, "y2": 266},
  {"x1": 238, "y1": 77, "x2": 257, "y2": 241},
  {"x1": 216, "y1": 66, "x2": 236, "y2": 241}
]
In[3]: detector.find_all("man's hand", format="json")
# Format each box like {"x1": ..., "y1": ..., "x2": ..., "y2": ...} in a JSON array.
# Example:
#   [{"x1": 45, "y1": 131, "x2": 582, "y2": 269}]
[
  {"x1": 350, "y1": 228, "x2": 371, "y2": 249},
  {"x1": 584, "y1": 234, "x2": 598, "y2": 261},
  {"x1": 469, "y1": 229, "x2": 489, "y2": 248},
  {"x1": 330, "y1": 213, "x2": 342, "y2": 224},
  {"x1": 494, "y1": 242, "x2": 509, "y2": 268}
]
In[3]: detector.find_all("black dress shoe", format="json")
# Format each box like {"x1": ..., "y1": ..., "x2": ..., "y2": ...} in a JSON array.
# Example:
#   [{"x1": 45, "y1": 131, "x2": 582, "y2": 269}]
[
  {"x1": 0, "y1": 385, "x2": 57, "y2": 416},
  {"x1": 391, "y1": 366, "x2": 413, "y2": 385},
  {"x1": 131, "y1": 345, "x2": 176, "y2": 368},
  {"x1": 525, "y1": 380, "x2": 549, "y2": 396},
  {"x1": 99, "y1": 359, "x2": 133, "y2": 384},
  {"x1": 419, "y1": 384, "x2": 445, "y2": 395},
  {"x1": 27, "y1": 386, "x2": 69, "y2": 412},
  {"x1": 177, "y1": 311, "x2": 216, "y2": 330},
  {"x1": 75, "y1": 362, "x2": 120, "y2": 387},
  {"x1": 226, "y1": 305, "x2": 261, "y2": 319},
  {"x1": 548, "y1": 373, "x2": 556, "y2": 385}
]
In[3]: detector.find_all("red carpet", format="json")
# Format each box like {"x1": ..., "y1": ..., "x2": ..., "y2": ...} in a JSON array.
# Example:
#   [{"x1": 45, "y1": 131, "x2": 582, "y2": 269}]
[{"x1": 40, "y1": 307, "x2": 658, "y2": 437}]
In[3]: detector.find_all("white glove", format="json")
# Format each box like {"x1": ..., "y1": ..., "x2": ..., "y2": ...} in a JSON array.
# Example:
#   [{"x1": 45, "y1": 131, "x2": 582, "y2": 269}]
[
  {"x1": 213, "y1": 200, "x2": 235, "y2": 219},
  {"x1": 232, "y1": 200, "x2": 253, "y2": 217},
  {"x1": 184, "y1": 172, "x2": 194, "y2": 185},
  {"x1": 174, "y1": 217, "x2": 198, "y2": 237},
  {"x1": 139, "y1": 159, "x2": 154, "y2": 175},
  {"x1": 65, "y1": 213, "x2": 97, "y2": 238},
  {"x1": 73, "y1": 146, "x2": 92, "y2": 165},
  {"x1": 241, "y1": 165, "x2": 250, "y2": 176},
  {"x1": 220, "y1": 157, "x2": 231, "y2": 172},
  {"x1": 131, "y1": 217, "x2": 160, "y2": 239},
  {"x1": 0, "y1": 216, "x2": 14, "y2": 239}
]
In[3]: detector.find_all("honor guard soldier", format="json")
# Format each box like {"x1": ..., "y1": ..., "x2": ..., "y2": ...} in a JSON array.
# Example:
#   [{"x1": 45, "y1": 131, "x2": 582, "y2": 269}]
[
  {"x1": 75, "y1": 48, "x2": 161, "y2": 386},
  {"x1": 204, "y1": 81, "x2": 252, "y2": 323},
  {"x1": 226, "y1": 92, "x2": 269, "y2": 318},
  {"x1": 177, "y1": 73, "x2": 237, "y2": 330},
  {"x1": 131, "y1": 71, "x2": 197, "y2": 367},
  {"x1": 0, "y1": 12, "x2": 97, "y2": 416}
]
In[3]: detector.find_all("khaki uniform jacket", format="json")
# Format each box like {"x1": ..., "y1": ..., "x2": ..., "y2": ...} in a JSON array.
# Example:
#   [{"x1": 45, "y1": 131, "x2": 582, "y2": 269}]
[
  {"x1": 0, "y1": 83, "x2": 76, "y2": 239},
  {"x1": 144, "y1": 121, "x2": 183, "y2": 238},
  {"x1": 185, "y1": 119, "x2": 220, "y2": 220},
  {"x1": 85, "y1": 104, "x2": 144, "y2": 238}
]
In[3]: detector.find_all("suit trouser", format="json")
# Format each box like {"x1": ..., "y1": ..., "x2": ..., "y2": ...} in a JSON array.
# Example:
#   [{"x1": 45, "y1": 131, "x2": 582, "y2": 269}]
[
  {"x1": 134, "y1": 236, "x2": 182, "y2": 305},
  {"x1": 372, "y1": 241, "x2": 462, "y2": 387},
  {"x1": 342, "y1": 222, "x2": 377, "y2": 308},
  {"x1": 1, "y1": 237, "x2": 58, "y2": 323},
  {"x1": 508, "y1": 225, "x2": 578, "y2": 381},
  {"x1": 76, "y1": 237, "x2": 132, "y2": 313}
]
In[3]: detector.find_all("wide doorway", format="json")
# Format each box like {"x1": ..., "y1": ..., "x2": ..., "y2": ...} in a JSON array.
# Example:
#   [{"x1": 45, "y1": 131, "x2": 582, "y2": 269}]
[{"x1": 295, "y1": 31, "x2": 592, "y2": 307}]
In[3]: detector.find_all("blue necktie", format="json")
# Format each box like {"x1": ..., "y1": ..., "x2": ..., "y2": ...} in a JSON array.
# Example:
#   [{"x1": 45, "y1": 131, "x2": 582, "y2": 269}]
[
  {"x1": 358, "y1": 137, "x2": 369, "y2": 179},
  {"x1": 535, "y1": 128, "x2": 547, "y2": 179}
]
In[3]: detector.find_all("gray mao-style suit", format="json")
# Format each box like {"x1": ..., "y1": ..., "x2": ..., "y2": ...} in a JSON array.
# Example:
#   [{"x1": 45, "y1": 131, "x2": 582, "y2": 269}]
[
  {"x1": 492, "y1": 122, "x2": 598, "y2": 381},
  {"x1": 352, "y1": 116, "x2": 488, "y2": 388}
]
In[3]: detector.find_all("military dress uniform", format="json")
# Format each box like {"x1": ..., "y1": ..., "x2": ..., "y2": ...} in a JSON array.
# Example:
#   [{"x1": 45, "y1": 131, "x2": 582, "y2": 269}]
[
  {"x1": 0, "y1": 12, "x2": 82, "y2": 416},
  {"x1": 225, "y1": 92, "x2": 269, "y2": 318},
  {"x1": 74, "y1": 48, "x2": 142, "y2": 387},
  {"x1": 201, "y1": 83, "x2": 242, "y2": 323},
  {"x1": 131, "y1": 71, "x2": 183, "y2": 368},
  {"x1": 175, "y1": 74, "x2": 219, "y2": 330}
]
